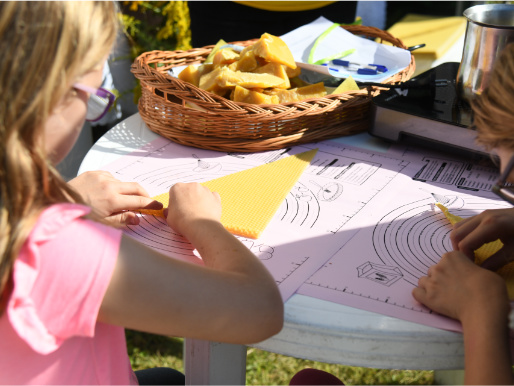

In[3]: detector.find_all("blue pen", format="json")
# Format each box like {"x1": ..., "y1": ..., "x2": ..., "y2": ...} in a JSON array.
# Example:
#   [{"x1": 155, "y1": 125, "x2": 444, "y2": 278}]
[
  {"x1": 322, "y1": 64, "x2": 375, "y2": 75},
  {"x1": 331, "y1": 59, "x2": 388, "y2": 75},
  {"x1": 321, "y1": 63, "x2": 377, "y2": 76}
]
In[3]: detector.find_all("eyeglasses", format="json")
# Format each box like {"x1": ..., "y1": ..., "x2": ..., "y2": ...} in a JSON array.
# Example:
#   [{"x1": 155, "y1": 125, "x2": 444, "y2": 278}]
[
  {"x1": 492, "y1": 155, "x2": 514, "y2": 205},
  {"x1": 73, "y1": 83, "x2": 116, "y2": 122}
]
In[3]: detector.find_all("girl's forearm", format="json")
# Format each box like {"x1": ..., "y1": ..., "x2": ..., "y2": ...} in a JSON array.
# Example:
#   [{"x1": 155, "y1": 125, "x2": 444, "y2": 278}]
[
  {"x1": 183, "y1": 219, "x2": 266, "y2": 272},
  {"x1": 462, "y1": 312, "x2": 513, "y2": 384},
  {"x1": 174, "y1": 219, "x2": 284, "y2": 341}
]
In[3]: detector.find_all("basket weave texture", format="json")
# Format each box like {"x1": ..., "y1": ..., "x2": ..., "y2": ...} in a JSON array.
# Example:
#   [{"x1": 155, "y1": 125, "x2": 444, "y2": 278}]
[{"x1": 131, "y1": 25, "x2": 415, "y2": 152}]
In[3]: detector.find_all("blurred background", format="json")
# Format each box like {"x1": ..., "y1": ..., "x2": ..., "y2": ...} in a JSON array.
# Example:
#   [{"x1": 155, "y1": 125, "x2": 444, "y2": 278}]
[{"x1": 57, "y1": 0, "x2": 477, "y2": 180}]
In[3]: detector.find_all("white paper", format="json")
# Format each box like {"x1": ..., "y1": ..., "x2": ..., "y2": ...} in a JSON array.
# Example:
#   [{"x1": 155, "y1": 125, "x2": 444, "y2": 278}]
[
  {"x1": 97, "y1": 119, "x2": 514, "y2": 333},
  {"x1": 100, "y1": 136, "x2": 415, "y2": 302},
  {"x1": 281, "y1": 16, "x2": 412, "y2": 83}
]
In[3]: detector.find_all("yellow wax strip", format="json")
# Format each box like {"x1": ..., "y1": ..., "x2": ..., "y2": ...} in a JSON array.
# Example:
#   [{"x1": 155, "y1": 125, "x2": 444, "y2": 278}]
[
  {"x1": 435, "y1": 203, "x2": 463, "y2": 226},
  {"x1": 436, "y1": 202, "x2": 514, "y2": 299},
  {"x1": 139, "y1": 149, "x2": 318, "y2": 239},
  {"x1": 137, "y1": 208, "x2": 165, "y2": 217}
]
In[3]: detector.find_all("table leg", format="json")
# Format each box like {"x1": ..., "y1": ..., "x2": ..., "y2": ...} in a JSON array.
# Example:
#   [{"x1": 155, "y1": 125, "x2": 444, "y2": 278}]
[{"x1": 184, "y1": 339, "x2": 247, "y2": 385}]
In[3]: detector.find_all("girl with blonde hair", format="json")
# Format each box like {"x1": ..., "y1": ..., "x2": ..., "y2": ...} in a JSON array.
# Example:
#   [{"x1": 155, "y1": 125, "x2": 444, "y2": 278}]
[
  {"x1": 0, "y1": 2, "x2": 283, "y2": 384},
  {"x1": 413, "y1": 43, "x2": 514, "y2": 385}
]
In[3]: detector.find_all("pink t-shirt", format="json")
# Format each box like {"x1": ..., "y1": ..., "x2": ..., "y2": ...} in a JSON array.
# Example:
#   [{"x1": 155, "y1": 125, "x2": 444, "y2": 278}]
[{"x1": 0, "y1": 204, "x2": 137, "y2": 385}]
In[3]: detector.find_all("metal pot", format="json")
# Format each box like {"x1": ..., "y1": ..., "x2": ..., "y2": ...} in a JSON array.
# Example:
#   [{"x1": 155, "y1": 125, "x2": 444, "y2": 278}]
[{"x1": 456, "y1": 4, "x2": 514, "y2": 104}]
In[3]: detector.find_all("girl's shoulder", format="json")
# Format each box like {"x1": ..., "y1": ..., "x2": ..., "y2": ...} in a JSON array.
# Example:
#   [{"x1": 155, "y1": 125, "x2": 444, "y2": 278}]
[
  {"x1": 33, "y1": 203, "x2": 93, "y2": 237},
  {"x1": 8, "y1": 203, "x2": 123, "y2": 354},
  {"x1": 31, "y1": 202, "x2": 121, "y2": 243}
]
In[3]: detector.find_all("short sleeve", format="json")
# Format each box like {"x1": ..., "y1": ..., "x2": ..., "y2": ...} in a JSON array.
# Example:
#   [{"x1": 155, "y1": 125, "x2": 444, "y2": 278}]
[{"x1": 7, "y1": 204, "x2": 122, "y2": 354}]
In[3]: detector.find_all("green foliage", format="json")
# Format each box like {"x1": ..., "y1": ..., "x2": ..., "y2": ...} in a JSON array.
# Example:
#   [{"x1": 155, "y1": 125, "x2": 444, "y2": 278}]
[
  {"x1": 126, "y1": 330, "x2": 184, "y2": 372},
  {"x1": 117, "y1": 2, "x2": 192, "y2": 105},
  {"x1": 119, "y1": 1, "x2": 192, "y2": 59},
  {"x1": 246, "y1": 348, "x2": 434, "y2": 385},
  {"x1": 126, "y1": 330, "x2": 434, "y2": 385}
]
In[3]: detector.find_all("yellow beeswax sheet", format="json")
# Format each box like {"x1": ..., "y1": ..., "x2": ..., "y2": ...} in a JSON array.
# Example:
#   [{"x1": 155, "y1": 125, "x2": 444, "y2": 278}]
[
  {"x1": 386, "y1": 14, "x2": 467, "y2": 59},
  {"x1": 436, "y1": 203, "x2": 514, "y2": 299},
  {"x1": 139, "y1": 149, "x2": 318, "y2": 239}
]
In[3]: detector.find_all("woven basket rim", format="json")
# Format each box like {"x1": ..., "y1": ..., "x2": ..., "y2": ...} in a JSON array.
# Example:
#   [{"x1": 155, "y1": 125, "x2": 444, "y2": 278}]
[{"x1": 129, "y1": 25, "x2": 415, "y2": 152}]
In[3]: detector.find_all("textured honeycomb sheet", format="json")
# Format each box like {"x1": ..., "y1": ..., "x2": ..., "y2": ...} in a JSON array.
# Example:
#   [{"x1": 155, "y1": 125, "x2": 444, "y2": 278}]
[{"x1": 139, "y1": 149, "x2": 318, "y2": 239}]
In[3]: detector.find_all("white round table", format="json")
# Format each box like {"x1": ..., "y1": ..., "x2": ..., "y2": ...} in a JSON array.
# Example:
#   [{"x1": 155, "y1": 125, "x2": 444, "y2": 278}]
[{"x1": 79, "y1": 113, "x2": 464, "y2": 385}]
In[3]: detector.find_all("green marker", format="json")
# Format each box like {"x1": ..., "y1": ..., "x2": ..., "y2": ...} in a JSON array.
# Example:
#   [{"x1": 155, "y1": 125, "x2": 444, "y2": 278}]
[{"x1": 308, "y1": 23, "x2": 355, "y2": 65}]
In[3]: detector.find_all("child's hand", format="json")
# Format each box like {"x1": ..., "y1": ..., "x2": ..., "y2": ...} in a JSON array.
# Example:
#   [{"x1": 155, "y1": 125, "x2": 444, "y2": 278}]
[
  {"x1": 412, "y1": 251, "x2": 509, "y2": 323},
  {"x1": 166, "y1": 182, "x2": 222, "y2": 237},
  {"x1": 450, "y1": 208, "x2": 514, "y2": 270},
  {"x1": 413, "y1": 252, "x2": 513, "y2": 385},
  {"x1": 69, "y1": 171, "x2": 163, "y2": 225}
]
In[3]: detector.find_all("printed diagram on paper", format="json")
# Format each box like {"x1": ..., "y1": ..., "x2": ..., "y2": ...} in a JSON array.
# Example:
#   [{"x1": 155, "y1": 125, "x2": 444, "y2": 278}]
[
  {"x1": 297, "y1": 153, "x2": 510, "y2": 332},
  {"x1": 411, "y1": 155, "x2": 499, "y2": 191},
  {"x1": 101, "y1": 137, "x2": 411, "y2": 301},
  {"x1": 100, "y1": 131, "x2": 510, "y2": 331}
]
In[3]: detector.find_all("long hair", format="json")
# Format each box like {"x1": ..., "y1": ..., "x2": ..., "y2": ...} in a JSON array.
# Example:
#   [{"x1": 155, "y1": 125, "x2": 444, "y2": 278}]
[
  {"x1": 473, "y1": 43, "x2": 514, "y2": 151},
  {"x1": 0, "y1": 2, "x2": 118, "y2": 312}
]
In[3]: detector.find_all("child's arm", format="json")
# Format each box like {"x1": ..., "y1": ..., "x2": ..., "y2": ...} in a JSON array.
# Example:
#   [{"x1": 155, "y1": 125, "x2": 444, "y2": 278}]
[
  {"x1": 98, "y1": 182, "x2": 284, "y2": 344},
  {"x1": 413, "y1": 251, "x2": 513, "y2": 384},
  {"x1": 451, "y1": 208, "x2": 514, "y2": 270},
  {"x1": 68, "y1": 171, "x2": 163, "y2": 225}
]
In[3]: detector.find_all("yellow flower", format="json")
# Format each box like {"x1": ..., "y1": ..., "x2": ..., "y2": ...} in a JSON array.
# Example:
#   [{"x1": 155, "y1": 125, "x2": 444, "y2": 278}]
[{"x1": 126, "y1": 1, "x2": 143, "y2": 12}]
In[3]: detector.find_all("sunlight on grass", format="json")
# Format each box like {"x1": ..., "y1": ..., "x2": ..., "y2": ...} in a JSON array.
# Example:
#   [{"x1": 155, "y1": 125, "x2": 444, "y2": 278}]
[
  {"x1": 126, "y1": 331, "x2": 434, "y2": 385},
  {"x1": 126, "y1": 330, "x2": 184, "y2": 373},
  {"x1": 246, "y1": 347, "x2": 433, "y2": 385}
]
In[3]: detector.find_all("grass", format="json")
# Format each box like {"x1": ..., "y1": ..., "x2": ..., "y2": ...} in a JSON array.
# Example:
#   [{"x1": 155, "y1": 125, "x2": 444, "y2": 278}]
[{"x1": 126, "y1": 330, "x2": 434, "y2": 385}]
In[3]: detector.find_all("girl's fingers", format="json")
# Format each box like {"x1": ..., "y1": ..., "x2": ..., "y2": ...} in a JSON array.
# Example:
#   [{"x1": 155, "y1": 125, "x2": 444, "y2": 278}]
[
  {"x1": 450, "y1": 216, "x2": 480, "y2": 250},
  {"x1": 451, "y1": 224, "x2": 499, "y2": 259},
  {"x1": 480, "y1": 248, "x2": 514, "y2": 271},
  {"x1": 106, "y1": 211, "x2": 140, "y2": 227},
  {"x1": 116, "y1": 181, "x2": 152, "y2": 198},
  {"x1": 109, "y1": 195, "x2": 163, "y2": 213},
  {"x1": 412, "y1": 284, "x2": 426, "y2": 304}
]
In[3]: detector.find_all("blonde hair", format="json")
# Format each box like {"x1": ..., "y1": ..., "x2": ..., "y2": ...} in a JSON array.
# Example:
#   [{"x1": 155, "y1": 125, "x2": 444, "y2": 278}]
[
  {"x1": 473, "y1": 43, "x2": 514, "y2": 151},
  {"x1": 0, "y1": 2, "x2": 118, "y2": 311}
]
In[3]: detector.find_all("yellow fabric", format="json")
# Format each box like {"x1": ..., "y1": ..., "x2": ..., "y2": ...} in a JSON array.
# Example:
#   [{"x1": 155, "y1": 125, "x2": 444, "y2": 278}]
[
  {"x1": 385, "y1": 14, "x2": 467, "y2": 59},
  {"x1": 139, "y1": 149, "x2": 318, "y2": 239},
  {"x1": 436, "y1": 203, "x2": 514, "y2": 299},
  {"x1": 233, "y1": 1, "x2": 335, "y2": 12}
]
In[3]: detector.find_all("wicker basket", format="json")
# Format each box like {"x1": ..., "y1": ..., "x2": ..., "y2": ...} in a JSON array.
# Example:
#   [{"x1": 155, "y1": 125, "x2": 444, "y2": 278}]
[{"x1": 131, "y1": 25, "x2": 415, "y2": 152}]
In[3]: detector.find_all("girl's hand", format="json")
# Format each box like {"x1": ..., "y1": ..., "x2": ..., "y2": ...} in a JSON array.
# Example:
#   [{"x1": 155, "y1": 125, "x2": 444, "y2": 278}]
[
  {"x1": 69, "y1": 171, "x2": 162, "y2": 225},
  {"x1": 450, "y1": 208, "x2": 514, "y2": 270},
  {"x1": 165, "y1": 182, "x2": 222, "y2": 237},
  {"x1": 413, "y1": 252, "x2": 513, "y2": 385},
  {"x1": 412, "y1": 251, "x2": 509, "y2": 322}
]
